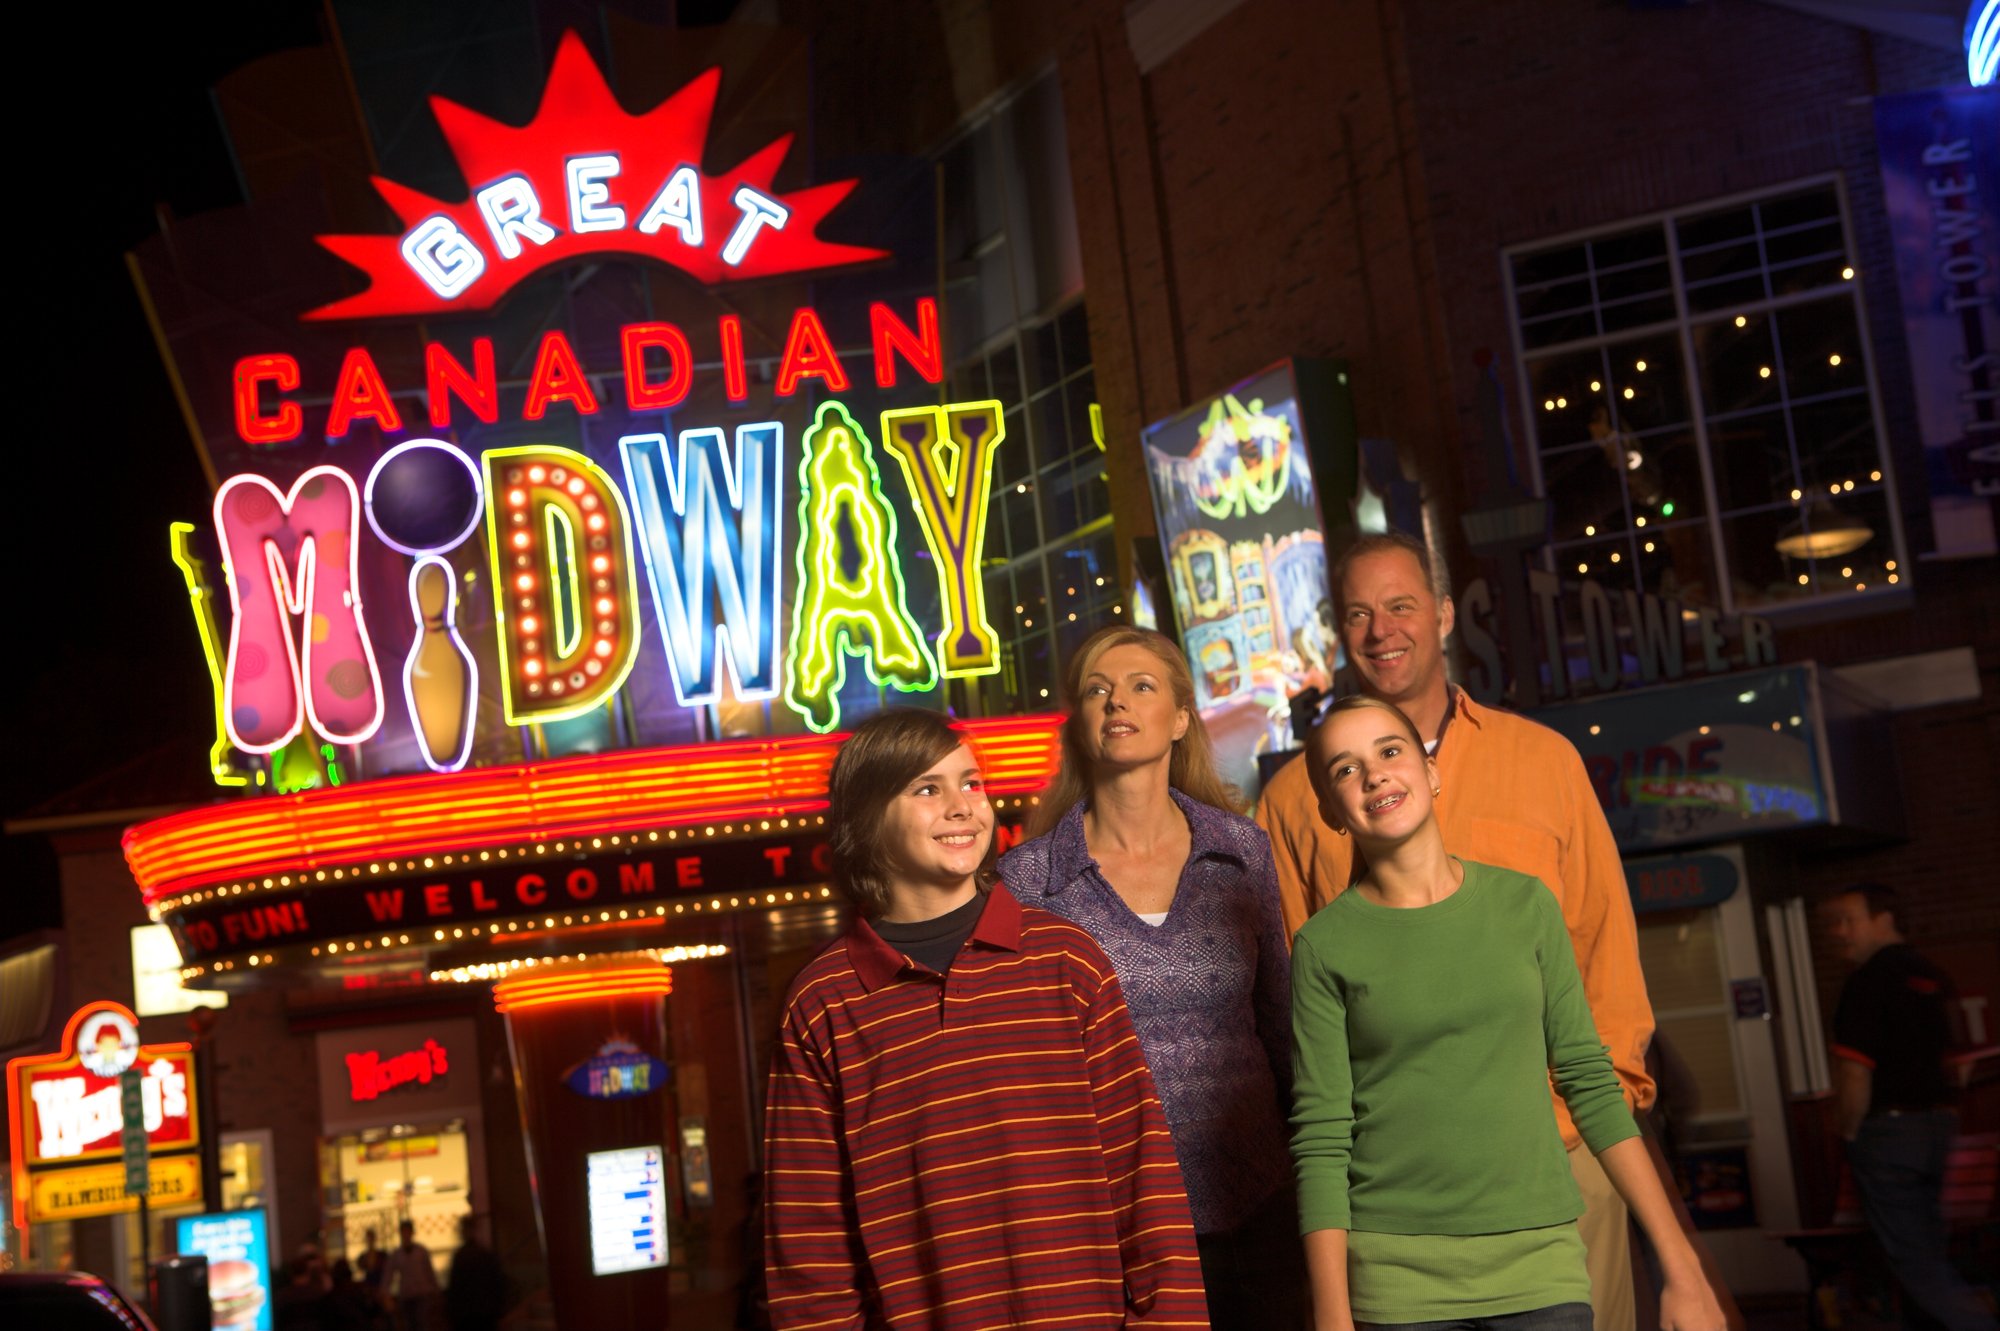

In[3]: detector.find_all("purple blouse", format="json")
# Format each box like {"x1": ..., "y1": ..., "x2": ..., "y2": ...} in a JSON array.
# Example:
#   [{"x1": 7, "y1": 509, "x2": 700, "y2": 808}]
[{"x1": 998, "y1": 788, "x2": 1294, "y2": 1234}]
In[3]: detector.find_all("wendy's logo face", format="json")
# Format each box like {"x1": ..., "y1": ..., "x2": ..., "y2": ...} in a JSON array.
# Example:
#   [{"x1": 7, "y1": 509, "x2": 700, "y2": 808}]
[{"x1": 78, "y1": 1013, "x2": 140, "y2": 1078}]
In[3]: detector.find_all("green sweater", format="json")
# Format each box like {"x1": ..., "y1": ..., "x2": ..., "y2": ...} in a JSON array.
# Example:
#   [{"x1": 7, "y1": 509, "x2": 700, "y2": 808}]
[{"x1": 1291, "y1": 860, "x2": 1639, "y2": 1235}]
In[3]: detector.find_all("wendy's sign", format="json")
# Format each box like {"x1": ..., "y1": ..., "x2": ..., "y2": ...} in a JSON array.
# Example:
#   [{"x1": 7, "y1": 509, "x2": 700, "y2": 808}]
[
  {"x1": 7, "y1": 1002, "x2": 204, "y2": 1225},
  {"x1": 305, "y1": 32, "x2": 885, "y2": 321}
]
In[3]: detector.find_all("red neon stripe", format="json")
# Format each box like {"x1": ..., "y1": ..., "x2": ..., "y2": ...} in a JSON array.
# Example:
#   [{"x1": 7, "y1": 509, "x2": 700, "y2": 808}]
[
  {"x1": 1830, "y1": 1043, "x2": 1878, "y2": 1070},
  {"x1": 124, "y1": 716, "x2": 1062, "y2": 904}
]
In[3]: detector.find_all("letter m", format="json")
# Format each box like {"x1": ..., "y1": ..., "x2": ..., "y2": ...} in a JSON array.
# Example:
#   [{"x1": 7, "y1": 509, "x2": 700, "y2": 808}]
[
  {"x1": 215, "y1": 467, "x2": 384, "y2": 752},
  {"x1": 621, "y1": 423, "x2": 785, "y2": 704}
]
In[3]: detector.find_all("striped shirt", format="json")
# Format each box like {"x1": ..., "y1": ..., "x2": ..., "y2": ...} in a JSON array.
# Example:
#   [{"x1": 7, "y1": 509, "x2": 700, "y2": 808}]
[{"x1": 764, "y1": 883, "x2": 1209, "y2": 1330}]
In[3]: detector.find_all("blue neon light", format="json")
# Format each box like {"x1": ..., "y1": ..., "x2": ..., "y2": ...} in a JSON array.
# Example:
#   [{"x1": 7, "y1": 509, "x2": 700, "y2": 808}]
[
  {"x1": 620, "y1": 422, "x2": 786, "y2": 706},
  {"x1": 1972, "y1": 0, "x2": 1999, "y2": 86}
]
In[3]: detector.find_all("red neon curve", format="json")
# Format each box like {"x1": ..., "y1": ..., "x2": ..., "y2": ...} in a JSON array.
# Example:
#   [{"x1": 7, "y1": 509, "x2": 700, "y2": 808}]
[
  {"x1": 122, "y1": 715, "x2": 1063, "y2": 906},
  {"x1": 304, "y1": 32, "x2": 888, "y2": 321}
]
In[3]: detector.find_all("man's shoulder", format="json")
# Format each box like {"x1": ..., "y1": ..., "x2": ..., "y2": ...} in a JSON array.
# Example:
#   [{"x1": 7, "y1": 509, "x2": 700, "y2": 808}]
[{"x1": 1462, "y1": 697, "x2": 1584, "y2": 763}]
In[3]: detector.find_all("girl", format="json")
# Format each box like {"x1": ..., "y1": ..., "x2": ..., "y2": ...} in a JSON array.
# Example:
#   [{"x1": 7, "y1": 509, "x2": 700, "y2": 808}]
[
  {"x1": 1002, "y1": 627, "x2": 1301, "y2": 1330},
  {"x1": 1291, "y1": 695, "x2": 1724, "y2": 1331},
  {"x1": 763, "y1": 707, "x2": 1210, "y2": 1329}
]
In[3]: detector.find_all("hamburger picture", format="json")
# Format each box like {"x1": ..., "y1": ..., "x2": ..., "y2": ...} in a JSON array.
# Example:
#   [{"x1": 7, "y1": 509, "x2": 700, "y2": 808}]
[{"x1": 208, "y1": 1258, "x2": 267, "y2": 1327}]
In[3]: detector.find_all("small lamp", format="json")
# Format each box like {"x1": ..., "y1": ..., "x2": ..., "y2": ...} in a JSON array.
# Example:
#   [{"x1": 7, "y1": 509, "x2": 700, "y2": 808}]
[{"x1": 1775, "y1": 497, "x2": 1872, "y2": 560}]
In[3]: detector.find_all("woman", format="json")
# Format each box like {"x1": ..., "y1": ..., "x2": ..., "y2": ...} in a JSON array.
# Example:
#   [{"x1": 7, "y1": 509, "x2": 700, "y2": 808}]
[
  {"x1": 1001, "y1": 627, "x2": 1301, "y2": 1329},
  {"x1": 1292, "y1": 695, "x2": 1725, "y2": 1331},
  {"x1": 762, "y1": 708, "x2": 1207, "y2": 1330}
]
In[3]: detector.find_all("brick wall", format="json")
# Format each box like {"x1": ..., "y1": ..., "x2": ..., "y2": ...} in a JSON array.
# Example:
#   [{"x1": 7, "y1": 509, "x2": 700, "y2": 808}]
[{"x1": 50, "y1": 831, "x2": 324, "y2": 1266}]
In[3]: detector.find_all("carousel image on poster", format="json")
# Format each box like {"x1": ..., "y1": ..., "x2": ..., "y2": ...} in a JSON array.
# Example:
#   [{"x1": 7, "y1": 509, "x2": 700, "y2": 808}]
[{"x1": 1142, "y1": 361, "x2": 1342, "y2": 791}]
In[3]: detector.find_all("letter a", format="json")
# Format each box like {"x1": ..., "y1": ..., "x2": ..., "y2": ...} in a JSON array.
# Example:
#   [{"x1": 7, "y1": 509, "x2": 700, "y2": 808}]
[
  {"x1": 784, "y1": 402, "x2": 937, "y2": 732},
  {"x1": 880, "y1": 400, "x2": 1004, "y2": 677}
]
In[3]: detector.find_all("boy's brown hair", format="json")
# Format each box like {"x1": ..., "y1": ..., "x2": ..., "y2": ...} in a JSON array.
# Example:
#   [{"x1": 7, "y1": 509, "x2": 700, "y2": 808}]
[{"x1": 827, "y1": 708, "x2": 998, "y2": 918}]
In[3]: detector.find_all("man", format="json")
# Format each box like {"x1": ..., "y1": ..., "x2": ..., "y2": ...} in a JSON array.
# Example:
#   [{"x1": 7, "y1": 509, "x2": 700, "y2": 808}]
[
  {"x1": 380, "y1": 1218, "x2": 440, "y2": 1331},
  {"x1": 444, "y1": 1213, "x2": 508, "y2": 1331},
  {"x1": 1825, "y1": 884, "x2": 1994, "y2": 1331},
  {"x1": 1257, "y1": 530, "x2": 1657, "y2": 1330}
]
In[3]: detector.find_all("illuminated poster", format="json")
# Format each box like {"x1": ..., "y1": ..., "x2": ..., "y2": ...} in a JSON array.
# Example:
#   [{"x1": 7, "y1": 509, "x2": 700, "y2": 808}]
[
  {"x1": 175, "y1": 1209, "x2": 275, "y2": 1330},
  {"x1": 1142, "y1": 360, "x2": 1353, "y2": 791},
  {"x1": 587, "y1": 1146, "x2": 668, "y2": 1275},
  {"x1": 7, "y1": 1002, "x2": 203, "y2": 1226},
  {"x1": 1874, "y1": 85, "x2": 1999, "y2": 556}
]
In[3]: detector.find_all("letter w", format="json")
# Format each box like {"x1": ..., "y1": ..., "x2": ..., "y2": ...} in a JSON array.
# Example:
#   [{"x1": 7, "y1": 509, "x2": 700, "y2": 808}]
[
  {"x1": 1936, "y1": 208, "x2": 1984, "y2": 249},
  {"x1": 621, "y1": 424, "x2": 784, "y2": 704},
  {"x1": 214, "y1": 467, "x2": 385, "y2": 752},
  {"x1": 1623, "y1": 591, "x2": 1684, "y2": 682}
]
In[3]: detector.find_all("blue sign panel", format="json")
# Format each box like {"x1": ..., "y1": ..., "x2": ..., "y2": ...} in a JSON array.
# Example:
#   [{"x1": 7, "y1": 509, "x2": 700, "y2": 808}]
[
  {"x1": 176, "y1": 1209, "x2": 274, "y2": 1331},
  {"x1": 1535, "y1": 666, "x2": 1827, "y2": 852},
  {"x1": 1874, "y1": 85, "x2": 2000, "y2": 556},
  {"x1": 564, "y1": 1042, "x2": 670, "y2": 1100}
]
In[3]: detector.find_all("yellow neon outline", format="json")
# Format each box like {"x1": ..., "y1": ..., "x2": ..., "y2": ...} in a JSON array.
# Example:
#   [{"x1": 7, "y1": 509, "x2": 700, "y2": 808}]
[
  {"x1": 544, "y1": 503, "x2": 584, "y2": 659},
  {"x1": 783, "y1": 401, "x2": 938, "y2": 732},
  {"x1": 879, "y1": 399, "x2": 1004, "y2": 678},
  {"x1": 168, "y1": 523, "x2": 249, "y2": 788},
  {"x1": 481, "y1": 445, "x2": 643, "y2": 727},
  {"x1": 1191, "y1": 394, "x2": 1293, "y2": 519}
]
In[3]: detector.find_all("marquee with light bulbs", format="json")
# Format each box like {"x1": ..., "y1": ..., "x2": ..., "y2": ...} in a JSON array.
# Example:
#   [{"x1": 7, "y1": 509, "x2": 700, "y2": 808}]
[{"x1": 125, "y1": 31, "x2": 1068, "y2": 983}]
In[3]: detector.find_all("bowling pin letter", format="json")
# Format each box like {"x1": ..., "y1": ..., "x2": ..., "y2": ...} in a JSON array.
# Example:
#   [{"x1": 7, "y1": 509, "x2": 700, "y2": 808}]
[{"x1": 404, "y1": 556, "x2": 479, "y2": 771}]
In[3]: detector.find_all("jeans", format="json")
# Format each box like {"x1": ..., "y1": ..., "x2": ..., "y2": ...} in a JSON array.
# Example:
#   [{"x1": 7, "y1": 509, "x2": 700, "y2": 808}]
[
  {"x1": 1357, "y1": 1301, "x2": 1595, "y2": 1331},
  {"x1": 1847, "y1": 1109, "x2": 1996, "y2": 1331},
  {"x1": 1195, "y1": 1190, "x2": 1309, "y2": 1331}
]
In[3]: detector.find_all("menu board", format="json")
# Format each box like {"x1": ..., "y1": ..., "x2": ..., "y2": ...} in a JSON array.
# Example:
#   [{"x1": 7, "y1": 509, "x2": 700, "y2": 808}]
[
  {"x1": 174, "y1": 1209, "x2": 273, "y2": 1330},
  {"x1": 586, "y1": 1146, "x2": 668, "y2": 1275}
]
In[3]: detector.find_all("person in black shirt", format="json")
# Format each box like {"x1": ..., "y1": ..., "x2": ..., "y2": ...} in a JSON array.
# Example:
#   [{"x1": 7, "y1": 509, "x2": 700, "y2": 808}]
[{"x1": 1825, "y1": 883, "x2": 1993, "y2": 1331}]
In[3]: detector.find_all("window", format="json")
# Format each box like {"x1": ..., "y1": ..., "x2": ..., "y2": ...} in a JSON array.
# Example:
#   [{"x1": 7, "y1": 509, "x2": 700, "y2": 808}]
[
  {"x1": 933, "y1": 74, "x2": 1116, "y2": 713},
  {"x1": 1508, "y1": 181, "x2": 1906, "y2": 612}
]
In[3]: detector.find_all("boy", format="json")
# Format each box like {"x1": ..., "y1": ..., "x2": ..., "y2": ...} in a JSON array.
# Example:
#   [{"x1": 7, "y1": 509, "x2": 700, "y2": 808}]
[{"x1": 764, "y1": 708, "x2": 1208, "y2": 1329}]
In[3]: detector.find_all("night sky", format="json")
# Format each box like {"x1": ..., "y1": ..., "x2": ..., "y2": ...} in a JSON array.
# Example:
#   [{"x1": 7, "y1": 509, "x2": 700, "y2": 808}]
[{"x1": 6, "y1": 6, "x2": 326, "y2": 927}]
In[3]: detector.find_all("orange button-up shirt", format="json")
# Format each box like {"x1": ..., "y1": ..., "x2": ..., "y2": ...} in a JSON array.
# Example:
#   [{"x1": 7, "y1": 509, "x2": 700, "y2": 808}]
[{"x1": 1256, "y1": 686, "x2": 1656, "y2": 1145}]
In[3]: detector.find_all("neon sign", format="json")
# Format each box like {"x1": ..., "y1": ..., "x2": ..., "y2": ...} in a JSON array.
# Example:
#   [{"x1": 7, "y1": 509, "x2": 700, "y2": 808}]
[
  {"x1": 344, "y1": 1039, "x2": 449, "y2": 1102},
  {"x1": 193, "y1": 387, "x2": 1010, "y2": 761},
  {"x1": 621, "y1": 423, "x2": 786, "y2": 706},
  {"x1": 8, "y1": 1002, "x2": 203, "y2": 1226},
  {"x1": 214, "y1": 467, "x2": 386, "y2": 754},
  {"x1": 303, "y1": 33, "x2": 886, "y2": 321},
  {"x1": 481, "y1": 447, "x2": 643, "y2": 727},
  {"x1": 881, "y1": 401, "x2": 1006, "y2": 678},
  {"x1": 785, "y1": 402, "x2": 938, "y2": 732},
  {"x1": 231, "y1": 301, "x2": 946, "y2": 444}
]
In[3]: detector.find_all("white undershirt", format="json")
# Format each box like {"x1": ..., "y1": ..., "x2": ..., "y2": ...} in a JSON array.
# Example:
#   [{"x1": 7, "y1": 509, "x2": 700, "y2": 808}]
[{"x1": 1135, "y1": 910, "x2": 1169, "y2": 927}]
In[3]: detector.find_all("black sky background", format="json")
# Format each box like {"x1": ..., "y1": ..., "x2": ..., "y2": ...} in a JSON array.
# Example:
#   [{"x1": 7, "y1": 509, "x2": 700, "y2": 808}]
[{"x1": 5, "y1": 6, "x2": 329, "y2": 935}]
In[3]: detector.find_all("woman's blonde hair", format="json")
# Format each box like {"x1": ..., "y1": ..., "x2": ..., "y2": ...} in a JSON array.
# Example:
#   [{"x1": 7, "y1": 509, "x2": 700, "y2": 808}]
[
  {"x1": 1027, "y1": 627, "x2": 1243, "y2": 839},
  {"x1": 827, "y1": 708, "x2": 997, "y2": 918}
]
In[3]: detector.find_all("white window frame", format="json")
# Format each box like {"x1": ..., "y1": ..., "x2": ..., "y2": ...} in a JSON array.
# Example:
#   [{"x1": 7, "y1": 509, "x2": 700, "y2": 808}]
[{"x1": 1500, "y1": 173, "x2": 1911, "y2": 618}]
